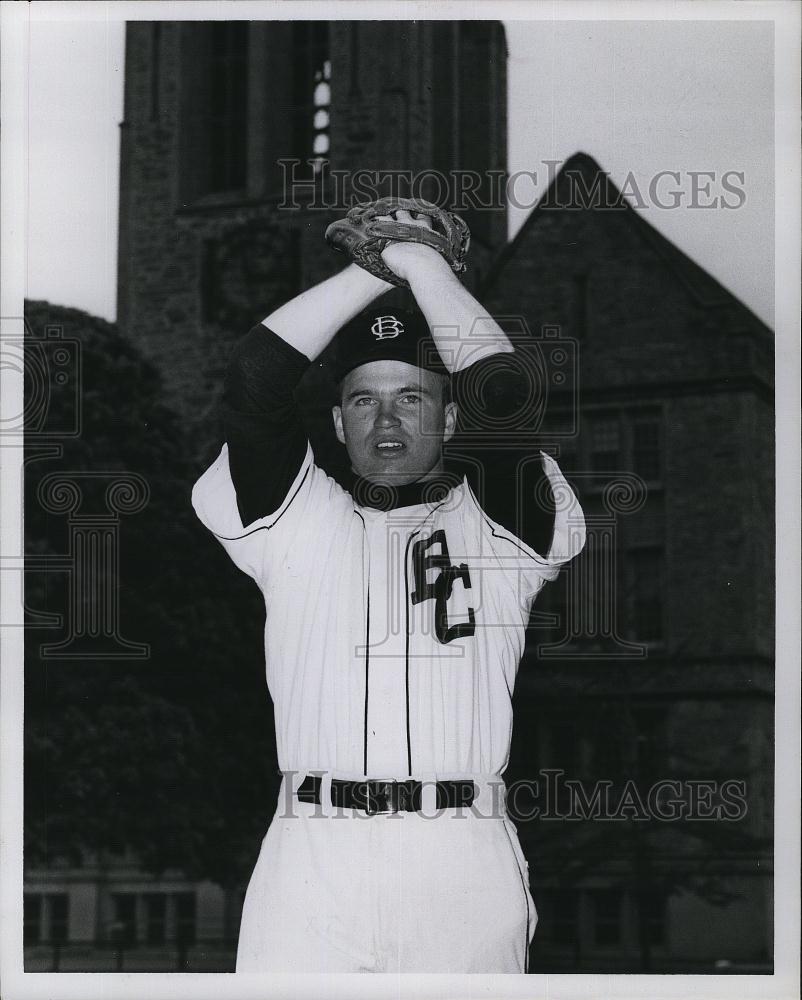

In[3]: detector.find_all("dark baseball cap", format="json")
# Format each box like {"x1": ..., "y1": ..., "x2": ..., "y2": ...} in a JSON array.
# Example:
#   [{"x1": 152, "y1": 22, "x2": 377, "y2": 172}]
[{"x1": 332, "y1": 306, "x2": 450, "y2": 383}]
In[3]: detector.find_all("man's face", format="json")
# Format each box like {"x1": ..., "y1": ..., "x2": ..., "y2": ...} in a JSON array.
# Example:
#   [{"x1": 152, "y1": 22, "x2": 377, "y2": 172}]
[{"x1": 332, "y1": 360, "x2": 457, "y2": 485}]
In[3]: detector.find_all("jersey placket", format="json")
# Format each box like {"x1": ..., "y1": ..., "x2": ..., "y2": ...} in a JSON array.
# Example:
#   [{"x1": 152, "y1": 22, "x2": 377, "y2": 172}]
[{"x1": 363, "y1": 511, "x2": 410, "y2": 778}]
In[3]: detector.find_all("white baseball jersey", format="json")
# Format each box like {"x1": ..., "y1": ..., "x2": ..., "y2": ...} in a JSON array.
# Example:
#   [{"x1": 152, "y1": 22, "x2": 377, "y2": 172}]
[{"x1": 192, "y1": 442, "x2": 585, "y2": 781}]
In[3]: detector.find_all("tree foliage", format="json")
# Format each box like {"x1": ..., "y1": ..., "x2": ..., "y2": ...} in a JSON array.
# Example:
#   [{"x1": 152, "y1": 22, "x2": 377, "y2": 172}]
[{"x1": 24, "y1": 300, "x2": 280, "y2": 887}]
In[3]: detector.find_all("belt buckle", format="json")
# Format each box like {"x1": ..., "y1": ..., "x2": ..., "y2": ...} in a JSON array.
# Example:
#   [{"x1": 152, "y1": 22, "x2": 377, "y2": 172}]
[{"x1": 366, "y1": 780, "x2": 397, "y2": 815}]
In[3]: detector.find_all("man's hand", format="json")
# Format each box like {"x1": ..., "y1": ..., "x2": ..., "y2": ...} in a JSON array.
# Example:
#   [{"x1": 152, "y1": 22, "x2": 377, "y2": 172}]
[
  {"x1": 379, "y1": 209, "x2": 453, "y2": 284},
  {"x1": 377, "y1": 208, "x2": 513, "y2": 374}
]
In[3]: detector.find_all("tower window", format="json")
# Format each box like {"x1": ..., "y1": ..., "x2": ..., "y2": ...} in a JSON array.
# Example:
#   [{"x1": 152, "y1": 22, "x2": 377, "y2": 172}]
[
  {"x1": 431, "y1": 25, "x2": 458, "y2": 183},
  {"x1": 180, "y1": 23, "x2": 249, "y2": 201},
  {"x1": 292, "y1": 23, "x2": 331, "y2": 173},
  {"x1": 207, "y1": 23, "x2": 248, "y2": 192}
]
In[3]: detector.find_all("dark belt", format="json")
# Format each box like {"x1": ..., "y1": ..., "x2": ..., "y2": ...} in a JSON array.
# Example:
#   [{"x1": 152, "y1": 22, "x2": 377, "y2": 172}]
[{"x1": 296, "y1": 774, "x2": 476, "y2": 815}]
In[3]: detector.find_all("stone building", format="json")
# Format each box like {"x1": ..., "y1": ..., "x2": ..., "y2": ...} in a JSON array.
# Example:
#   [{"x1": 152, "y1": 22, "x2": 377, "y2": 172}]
[
  {"x1": 116, "y1": 20, "x2": 508, "y2": 436},
  {"x1": 25, "y1": 19, "x2": 773, "y2": 974},
  {"x1": 488, "y1": 154, "x2": 773, "y2": 971}
]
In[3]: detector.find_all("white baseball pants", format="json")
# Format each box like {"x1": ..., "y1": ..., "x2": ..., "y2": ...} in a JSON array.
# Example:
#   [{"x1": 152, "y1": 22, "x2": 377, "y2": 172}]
[{"x1": 236, "y1": 774, "x2": 536, "y2": 973}]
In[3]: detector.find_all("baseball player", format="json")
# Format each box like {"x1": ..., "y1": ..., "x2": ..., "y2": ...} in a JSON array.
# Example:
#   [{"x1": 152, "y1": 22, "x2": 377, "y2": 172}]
[{"x1": 192, "y1": 206, "x2": 586, "y2": 973}]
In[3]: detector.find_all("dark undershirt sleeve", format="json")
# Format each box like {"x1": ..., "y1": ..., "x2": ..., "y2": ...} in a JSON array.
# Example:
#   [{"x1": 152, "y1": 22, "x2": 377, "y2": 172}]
[
  {"x1": 450, "y1": 349, "x2": 556, "y2": 557},
  {"x1": 222, "y1": 324, "x2": 311, "y2": 528}
]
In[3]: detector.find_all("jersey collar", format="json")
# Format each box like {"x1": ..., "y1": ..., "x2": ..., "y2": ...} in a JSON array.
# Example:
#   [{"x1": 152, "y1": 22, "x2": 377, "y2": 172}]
[{"x1": 346, "y1": 471, "x2": 454, "y2": 511}]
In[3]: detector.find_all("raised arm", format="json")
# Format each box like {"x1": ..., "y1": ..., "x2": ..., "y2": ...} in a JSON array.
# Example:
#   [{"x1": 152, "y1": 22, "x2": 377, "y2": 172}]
[
  {"x1": 381, "y1": 210, "x2": 556, "y2": 558},
  {"x1": 263, "y1": 264, "x2": 392, "y2": 360},
  {"x1": 223, "y1": 264, "x2": 392, "y2": 526},
  {"x1": 380, "y1": 210, "x2": 513, "y2": 371}
]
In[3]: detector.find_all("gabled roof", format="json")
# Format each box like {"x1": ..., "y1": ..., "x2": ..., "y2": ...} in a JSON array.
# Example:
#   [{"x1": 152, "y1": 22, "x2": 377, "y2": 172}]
[{"x1": 481, "y1": 152, "x2": 772, "y2": 336}]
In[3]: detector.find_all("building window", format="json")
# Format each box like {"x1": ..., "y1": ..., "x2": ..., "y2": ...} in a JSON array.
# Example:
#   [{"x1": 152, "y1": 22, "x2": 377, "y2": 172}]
[
  {"x1": 550, "y1": 414, "x2": 579, "y2": 471},
  {"x1": 642, "y1": 891, "x2": 667, "y2": 946},
  {"x1": 577, "y1": 410, "x2": 663, "y2": 484},
  {"x1": 23, "y1": 892, "x2": 70, "y2": 944},
  {"x1": 549, "y1": 718, "x2": 580, "y2": 811},
  {"x1": 590, "y1": 417, "x2": 620, "y2": 472},
  {"x1": 550, "y1": 718, "x2": 579, "y2": 775},
  {"x1": 558, "y1": 438, "x2": 577, "y2": 472},
  {"x1": 629, "y1": 548, "x2": 664, "y2": 643},
  {"x1": 111, "y1": 893, "x2": 137, "y2": 945},
  {"x1": 144, "y1": 893, "x2": 167, "y2": 945},
  {"x1": 292, "y1": 23, "x2": 330, "y2": 173},
  {"x1": 24, "y1": 893, "x2": 70, "y2": 945},
  {"x1": 594, "y1": 721, "x2": 623, "y2": 781},
  {"x1": 47, "y1": 894, "x2": 69, "y2": 944},
  {"x1": 541, "y1": 572, "x2": 569, "y2": 640},
  {"x1": 631, "y1": 415, "x2": 662, "y2": 482},
  {"x1": 551, "y1": 890, "x2": 579, "y2": 945},
  {"x1": 175, "y1": 892, "x2": 196, "y2": 945},
  {"x1": 24, "y1": 894, "x2": 42, "y2": 945},
  {"x1": 633, "y1": 707, "x2": 666, "y2": 783},
  {"x1": 591, "y1": 889, "x2": 622, "y2": 946},
  {"x1": 528, "y1": 558, "x2": 566, "y2": 643}
]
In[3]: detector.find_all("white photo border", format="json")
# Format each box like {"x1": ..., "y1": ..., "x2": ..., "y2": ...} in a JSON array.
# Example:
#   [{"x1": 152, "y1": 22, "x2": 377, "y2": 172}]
[{"x1": 1, "y1": 2, "x2": 799, "y2": 999}]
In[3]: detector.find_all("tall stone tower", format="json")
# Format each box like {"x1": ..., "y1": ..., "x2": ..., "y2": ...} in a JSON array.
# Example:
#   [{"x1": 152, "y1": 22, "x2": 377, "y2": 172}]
[{"x1": 117, "y1": 20, "x2": 508, "y2": 436}]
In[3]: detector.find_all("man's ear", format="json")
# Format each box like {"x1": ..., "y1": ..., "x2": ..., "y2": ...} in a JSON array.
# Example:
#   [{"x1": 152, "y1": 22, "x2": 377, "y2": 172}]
[
  {"x1": 443, "y1": 401, "x2": 458, "y2": 444},
  {"x1": 332, "y1": 405, "x2": 346, "y2": 445}
]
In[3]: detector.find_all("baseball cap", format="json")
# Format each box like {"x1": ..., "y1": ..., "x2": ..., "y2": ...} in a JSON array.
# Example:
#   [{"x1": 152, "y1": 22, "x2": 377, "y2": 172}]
[{"x1": 332, "y1": 306, "x2": 450, "y2": 383}]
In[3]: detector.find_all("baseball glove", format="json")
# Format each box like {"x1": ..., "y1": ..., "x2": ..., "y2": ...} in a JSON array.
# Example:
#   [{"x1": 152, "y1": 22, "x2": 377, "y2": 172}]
[{"x1": 324, "y1": 197, "x2": 470, "y2": 288}]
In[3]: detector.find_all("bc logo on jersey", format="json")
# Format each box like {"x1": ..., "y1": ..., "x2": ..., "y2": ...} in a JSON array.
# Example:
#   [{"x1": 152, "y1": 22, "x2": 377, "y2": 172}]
[
  {"x1": 411, "y1": 530, "x2": 476, "y2": 644},
  {"x1": 371, "y1": 315, "x2": 404, "y2": 340}
]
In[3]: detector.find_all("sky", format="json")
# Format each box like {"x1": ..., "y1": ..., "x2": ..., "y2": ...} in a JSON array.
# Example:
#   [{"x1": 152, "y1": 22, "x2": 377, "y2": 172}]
[
  {"x1": 26, "y1": 18, "x2": 125, "y2": 323},
  {"x1": 23, "y1": 12, "x2": 775, "y2": 327}
]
